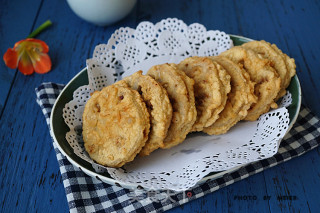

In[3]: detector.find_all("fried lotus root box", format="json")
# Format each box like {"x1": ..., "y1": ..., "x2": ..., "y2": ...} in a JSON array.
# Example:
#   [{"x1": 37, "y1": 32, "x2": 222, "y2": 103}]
[
  {"x1": 116, "y1": 71, "x2": 173, "y2": 156},
  {"x1": 82, "y1": 84, "x2": 150, "y2": 168},
  {"x1": 81, "y1": 40, "x2": 296, "y2": 168}
]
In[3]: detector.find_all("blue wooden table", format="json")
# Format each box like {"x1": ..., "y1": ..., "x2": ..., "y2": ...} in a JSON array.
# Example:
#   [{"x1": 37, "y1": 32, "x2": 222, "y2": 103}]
[{"x1": 1, "y1": 0, "x2": 320, "y2": 212}]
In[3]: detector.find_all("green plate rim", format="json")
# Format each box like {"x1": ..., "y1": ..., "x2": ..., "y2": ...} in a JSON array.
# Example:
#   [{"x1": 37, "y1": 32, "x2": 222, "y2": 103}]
[{"x1": 50, "y1": 34, "x2": 302, "y2": 190}]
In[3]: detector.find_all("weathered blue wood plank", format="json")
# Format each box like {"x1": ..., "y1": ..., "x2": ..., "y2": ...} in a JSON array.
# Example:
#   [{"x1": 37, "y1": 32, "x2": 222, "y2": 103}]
[
  {"x1": 0, "y1": 77, "x2": 67, "y2": 213},
  {"x1": 261, "y1": 0, "x2": 320, "y2": 118},
  {"x1": 263, "y1": 149, "x2": 320, "y2": 213},
  {"x1": 0, "y1": 0, "x2": 138, "y2": 212},
  {"x1": 0, "y1": 0, "x2": 43, "y2": 115},
  {"x1": 37, "y1": 0, "x2": 138, "y2": 84},
  {"x1": 227, "y1": 1, "x2": 320, "y2": 212},
  {"x1": 1, "y1": 0, "x2": 320, "y2": 212}
]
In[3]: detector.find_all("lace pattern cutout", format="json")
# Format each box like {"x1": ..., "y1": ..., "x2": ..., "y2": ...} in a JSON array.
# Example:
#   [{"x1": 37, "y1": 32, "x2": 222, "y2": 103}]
[{"x1": 62, "y1": 18, "x2": 292, "y2": 191}]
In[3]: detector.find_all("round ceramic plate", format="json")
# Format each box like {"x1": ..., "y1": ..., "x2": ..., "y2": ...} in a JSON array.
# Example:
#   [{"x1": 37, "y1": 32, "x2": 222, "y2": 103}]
[{"x1": 50, "y1": 35, "x2": 302, "y2": 190}]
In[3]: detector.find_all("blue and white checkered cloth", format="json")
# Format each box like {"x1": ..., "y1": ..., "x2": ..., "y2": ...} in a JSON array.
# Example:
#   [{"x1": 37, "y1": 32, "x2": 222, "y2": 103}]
[{"x1": 36, "y1": 82, "x2": 320, "y2": 213}]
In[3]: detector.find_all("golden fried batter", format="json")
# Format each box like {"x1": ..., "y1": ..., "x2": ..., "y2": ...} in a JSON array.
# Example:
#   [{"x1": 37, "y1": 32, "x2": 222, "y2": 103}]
[
  {"x1": 82, "y1": 84, "x2": 150, "y2": 167},
  {"x1": 172, "y1": 64, "x2": 197, "y2": 133},
  {"x1": 118, "y1": 71, "x2": 172, "y2": 156},
  {"x1": 81, "y1": 39, "x2": 297, "y2": 166},
  {"x1": 242, "y1": 40, "x2": 295, "y2": 98},
  {"x1": 271, "y1": 43, "x2": 296, "y2": 90},
  {"x1": 147, "y1": 63, "x2": 197, "y2": 149},
  {"x1": 203, "y1": 56, "x2": 257, "y2": 135},
  {"x1": 221, "y1": 46, "x2": 281, "y2": 121},
  {"x1": 213, "y1": 60, "x2": 232, "y2": 125},
  {"x1": 177, "y1": 56, "x2": 230, "y2": 131}
]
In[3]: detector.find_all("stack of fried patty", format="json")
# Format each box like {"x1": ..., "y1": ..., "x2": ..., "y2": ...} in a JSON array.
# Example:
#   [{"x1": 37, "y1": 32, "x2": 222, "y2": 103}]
[{"x1": 82, "y1": 40, "x2": 296, "y2": 167}]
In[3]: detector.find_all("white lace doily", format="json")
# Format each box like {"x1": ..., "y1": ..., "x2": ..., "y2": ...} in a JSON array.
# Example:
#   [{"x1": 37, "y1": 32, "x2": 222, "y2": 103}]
[{"x1": 62, "y1": 18, "x2": 291, "y2": 191}]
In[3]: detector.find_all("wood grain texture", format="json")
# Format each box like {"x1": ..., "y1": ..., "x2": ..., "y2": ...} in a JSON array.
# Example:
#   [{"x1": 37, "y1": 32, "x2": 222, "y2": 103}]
[
  {"x1": 0, "y1": 0, "x2": 43, "y2": 116},
  {"x1": 1, "y1": 0, "x2": 320, "y2": 212},
  {"x1": 0, "y1": 77, "x2": 67, "y2": 212}
]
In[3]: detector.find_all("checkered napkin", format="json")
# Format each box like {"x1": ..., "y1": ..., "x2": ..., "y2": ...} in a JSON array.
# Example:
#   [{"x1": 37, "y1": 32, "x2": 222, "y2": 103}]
[{"x1": 36, "y1": 82, "x2": 320, "y2": 213}]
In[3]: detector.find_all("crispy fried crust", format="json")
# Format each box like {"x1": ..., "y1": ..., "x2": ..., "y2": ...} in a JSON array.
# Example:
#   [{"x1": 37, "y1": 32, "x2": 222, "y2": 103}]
[
  {"x1": 242, "y1": 40, "x2": 294, "y2": 99},
  {"x1": 82, "y1": 84, "x2": 150, "y2": 167},
  {"x1": 147, "y1": 63, "x2": 197, "y2": 149},
  {"x1": 118, "y1": 71, "x2": 173, "y2": 156},
  {"x1": 82, "y1": 39, "x2": 297, "y2": 166},
  {"x1": 172, "y1": 63, "x2": 198, "y2": 133},
  {"x1": 221, "y1": 46, "x2": 281, "y2": 121},
  {"x1": 270, "y1": 43, "x2": 296, "y2": 89},
  {"x1": 177, "y1": 56, "x2": 230, "y2": 131},
  {"x1": 212, "y1": 60, "x2": 231, "y2": 125},
  {"x1": 203, "y1": 56, "x2": 257, "y2": 135}
]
